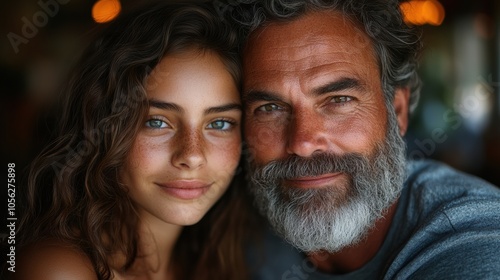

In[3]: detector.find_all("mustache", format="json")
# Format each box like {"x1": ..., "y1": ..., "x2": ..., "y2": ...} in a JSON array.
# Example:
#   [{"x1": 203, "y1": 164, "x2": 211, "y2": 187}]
[{"x1": 251, "y1": 152, "x2": 372, "y2": 181}]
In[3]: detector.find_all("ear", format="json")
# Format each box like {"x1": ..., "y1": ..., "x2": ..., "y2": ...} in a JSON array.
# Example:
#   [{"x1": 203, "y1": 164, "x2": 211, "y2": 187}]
[{"x1": 392, "y1": 87, "x2": 410, "y2": 136}]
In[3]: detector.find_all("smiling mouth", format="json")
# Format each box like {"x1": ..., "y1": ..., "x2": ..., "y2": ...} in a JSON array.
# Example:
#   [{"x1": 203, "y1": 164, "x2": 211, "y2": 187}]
[
  {"x1": 156, "y1": 180, "x2": 211, "y2": 200},
  {"x1": 283, "y1": 173, "x2": 343, "y2": 189}
]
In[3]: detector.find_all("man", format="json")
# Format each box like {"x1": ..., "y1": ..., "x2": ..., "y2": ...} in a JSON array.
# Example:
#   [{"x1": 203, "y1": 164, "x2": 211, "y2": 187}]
[{"x1": 227, "y1": 0, "x2": 500, "y2": 279}]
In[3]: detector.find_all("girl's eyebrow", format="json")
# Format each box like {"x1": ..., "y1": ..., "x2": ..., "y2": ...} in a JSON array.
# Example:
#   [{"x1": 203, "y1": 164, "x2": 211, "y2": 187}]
[
  {"x1": 148, "y1": 99, "x2": 183, "y2": 112},
  {"x1": 148, "y1": 99, "x2": 241, "y2": 115},
  {"x1": 204, "y1": 103, "x2": 242, "y2": 115}
]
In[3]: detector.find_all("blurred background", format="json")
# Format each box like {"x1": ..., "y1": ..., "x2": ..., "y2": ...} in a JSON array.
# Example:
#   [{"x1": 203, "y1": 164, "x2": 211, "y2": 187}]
[
  {"x1": 0, "y1": 0, "x2": 499, "y2": 215},
  {"x1": 400, "y1": 0, "x2": 500, "y2": 186}
]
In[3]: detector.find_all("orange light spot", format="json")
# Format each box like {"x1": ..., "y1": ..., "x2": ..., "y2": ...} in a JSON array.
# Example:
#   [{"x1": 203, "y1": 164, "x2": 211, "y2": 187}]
[
  {"x1": 92, "y1": 0, "x2": 121, "y2": 23},
  {"x1": 401, "y1": 0, "x2": 445, "y2": 26},
  {"x1": 423, "y1": 0, "x2": 445, "y2": 25}
]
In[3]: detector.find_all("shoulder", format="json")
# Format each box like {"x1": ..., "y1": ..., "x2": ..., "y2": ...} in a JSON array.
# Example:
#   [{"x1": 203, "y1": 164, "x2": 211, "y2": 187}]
[
  {"x1": 406, "y1": 159, "x2": 499, "y2": 192},
  {"x1": 404, "y1": 159, "x2": 500, "y2": 206},
  {"x1": 13, "y1": 239, "x2": 97, "y2": 280},
  {"x1": 402, "y1": 159, "x2": 500, "y2": 232},
  {"x1": 388, "y1": 228, "x2": 500, "y2": 279},
  {"x1": 387, "y1": 160, "x2": 500, "y2": 279}
]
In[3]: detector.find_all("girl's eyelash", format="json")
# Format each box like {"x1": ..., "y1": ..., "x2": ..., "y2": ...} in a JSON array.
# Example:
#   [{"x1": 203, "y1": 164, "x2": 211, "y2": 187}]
[
  {"x1": 144, "y1": 116, "x2": 169, "y2": 129},
  {"x1": 219, "y1": 118, "x2": 236, "y2": 125},
  {"x1": 207, "y1": 118, "x2": 238, "y2": 131},
  {"x1": 143, "y1": 116, "x2": 239, "y2": 131}
]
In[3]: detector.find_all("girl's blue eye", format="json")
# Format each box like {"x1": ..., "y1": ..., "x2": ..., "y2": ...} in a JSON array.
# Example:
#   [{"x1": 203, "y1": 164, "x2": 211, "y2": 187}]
[
  {"x1": 207, "y1": 120, "x2": 233, "y2": 130},
  {"x1": 145, "y1": 119, "x2": 168, "y2": 129}
]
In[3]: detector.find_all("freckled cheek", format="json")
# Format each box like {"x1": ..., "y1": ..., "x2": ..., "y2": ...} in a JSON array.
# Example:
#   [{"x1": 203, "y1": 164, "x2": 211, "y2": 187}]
[
  {"x1": 208, "y1": 136, "x2": 242, "y2": 176},
  {"x1": 126, "y1": 136, "x2": 172, "y2": 174}
]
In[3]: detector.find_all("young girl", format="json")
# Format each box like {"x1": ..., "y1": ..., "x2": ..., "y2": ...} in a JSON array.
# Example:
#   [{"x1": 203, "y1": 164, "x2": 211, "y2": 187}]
[{"x1": 13, "y1": 2, "x2": 251, "y2": 279}]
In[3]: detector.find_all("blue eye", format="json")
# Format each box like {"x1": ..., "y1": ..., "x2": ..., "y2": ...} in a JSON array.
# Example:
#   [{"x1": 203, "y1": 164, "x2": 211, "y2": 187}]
[
  {"x1": 207, "y1": 120, "x2": 233, "y2": 131},
  {"x1": 145, "y1": 119, "x2": 168, "y2": 129},
  {"x1": 256, "y1": 103, "x2": 281, "y2": 112}
]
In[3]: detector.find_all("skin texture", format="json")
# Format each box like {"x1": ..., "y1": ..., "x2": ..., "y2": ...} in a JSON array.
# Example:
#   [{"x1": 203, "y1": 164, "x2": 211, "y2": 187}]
[
  {"x1": 15, "y1": 50, "x2": 242, "y2": 280},
  {"x1": 243, "y1": 10, "x2": 409, "y2": 273},
  {"x1": 121, "y1": 49, "x2": 241, "y2": 228},
  {"x1": 118, "y1": 49, "x2": 242, "y2": 277}
]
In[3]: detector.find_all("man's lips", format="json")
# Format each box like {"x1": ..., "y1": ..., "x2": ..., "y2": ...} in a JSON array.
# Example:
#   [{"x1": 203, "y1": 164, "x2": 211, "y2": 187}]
[
  {"x1": 156, "y1": 180, "x2": 211, "y2": 200},
  {"x1": 283, "y1": 173, "x2": 343, "y2": 189}
]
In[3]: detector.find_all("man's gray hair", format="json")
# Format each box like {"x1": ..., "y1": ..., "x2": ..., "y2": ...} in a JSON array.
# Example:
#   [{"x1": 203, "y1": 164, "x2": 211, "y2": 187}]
[{"x1": 225, "y1": 0, "x2": 422, "y2": 112}]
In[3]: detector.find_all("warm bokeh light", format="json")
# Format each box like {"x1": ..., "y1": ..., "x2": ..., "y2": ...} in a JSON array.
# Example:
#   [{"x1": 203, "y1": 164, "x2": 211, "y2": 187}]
[
  {"x1": 92, "y1": 0, "x2": 121, "y2": 23},
  {"x1": 400, "y1": 0, "x2": 445, "y2": 26}
]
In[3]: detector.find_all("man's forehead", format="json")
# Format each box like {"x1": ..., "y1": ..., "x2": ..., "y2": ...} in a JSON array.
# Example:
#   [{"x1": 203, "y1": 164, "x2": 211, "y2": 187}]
[{"x1": 244, "y1": 9, "x2": 372, "y2": 60}]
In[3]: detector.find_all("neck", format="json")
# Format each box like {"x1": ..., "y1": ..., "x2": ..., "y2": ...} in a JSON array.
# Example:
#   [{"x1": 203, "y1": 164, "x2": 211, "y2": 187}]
[
  {"x1": 110, "y1": 216, "x2": 183, "y2": 279},
  {"x1": 307, "y1": 200, "x2": 399, "y2": 274},
  {"x1": 135, "y1": 217, "x2": 183, "y2": 277}
]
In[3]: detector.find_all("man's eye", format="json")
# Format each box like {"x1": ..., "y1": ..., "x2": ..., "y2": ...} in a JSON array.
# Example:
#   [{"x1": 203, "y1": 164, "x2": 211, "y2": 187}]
[
  {"x1": 145, "y1": 119, "x2": 168, "y2": 129},
  {"x1": 330, "y1": 96, "x2": 353, "y2": 104},
  {"x1": 207, "y1": 120, "x2": 234, "y2": 131},
  {"x1": 256, "y1": 103, "x2": 281, "y2": 112}
]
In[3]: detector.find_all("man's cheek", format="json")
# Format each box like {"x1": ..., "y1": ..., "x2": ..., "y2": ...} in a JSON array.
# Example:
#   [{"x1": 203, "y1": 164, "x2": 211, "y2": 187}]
[{"x1": 245, "y1": 124, "x2": 284, "y2": 164}]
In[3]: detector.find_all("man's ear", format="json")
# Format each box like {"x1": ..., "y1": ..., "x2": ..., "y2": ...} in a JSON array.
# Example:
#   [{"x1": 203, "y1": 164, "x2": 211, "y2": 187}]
[{"x1": 393, "y1": 87, "x2": 410, "y2": 136}]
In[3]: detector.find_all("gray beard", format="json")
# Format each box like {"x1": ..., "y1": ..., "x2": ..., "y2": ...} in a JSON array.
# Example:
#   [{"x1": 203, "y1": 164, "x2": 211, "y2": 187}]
[{"x1": 247, "y1": 108, "x2": 407, "y2": 253}]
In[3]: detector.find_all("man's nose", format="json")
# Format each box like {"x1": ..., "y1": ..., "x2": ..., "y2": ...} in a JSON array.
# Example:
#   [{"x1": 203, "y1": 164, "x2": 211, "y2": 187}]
[{"x1": 285, "y1": 109, "x2": 329, "y2": 157}]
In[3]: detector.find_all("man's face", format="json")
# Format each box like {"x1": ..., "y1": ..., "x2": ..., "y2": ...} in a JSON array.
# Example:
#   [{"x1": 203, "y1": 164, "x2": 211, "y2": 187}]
[
  {"x1": 244, "y1": 10, "x2": 388, "y2": 170},
  {"x1": 243, "y1": 10, "x2": 409, "y2": 252}
]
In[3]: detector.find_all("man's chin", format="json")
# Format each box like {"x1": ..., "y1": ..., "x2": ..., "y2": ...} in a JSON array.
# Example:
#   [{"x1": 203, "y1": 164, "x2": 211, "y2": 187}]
[{"x1": 271, "y1": 195, "x2": 376, "y2": 253}]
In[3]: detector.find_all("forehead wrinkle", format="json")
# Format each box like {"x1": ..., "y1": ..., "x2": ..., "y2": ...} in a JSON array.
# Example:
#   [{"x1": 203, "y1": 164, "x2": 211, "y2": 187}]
[
  {"x1": 261, "y1": 38, "x2": 355, "y2": 61},
  {"x1": 244, "y1": 59, "x2": 364, "y2": 91},
  {"x1": 257, "y1": 56, "x2": 361, "y2": 76},
  {"x1": 243, "y1": 10, "x2": 381, "y2": 97},
  {"x1": 245, "y1": 12, "x2": 376, "y2": 67},
  {"x1": 256, "y1": 36, "x2": 371, "y2": 67}
]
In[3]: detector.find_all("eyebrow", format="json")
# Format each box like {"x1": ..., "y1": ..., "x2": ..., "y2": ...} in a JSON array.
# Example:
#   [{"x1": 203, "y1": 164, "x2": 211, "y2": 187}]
[
  {"x1": 204, "y1": 103, "x2": 242, "y2": 115},
  {"x1": 243, "y1": 90, "x2": 283, "y2": 106},
  {"x1": 243, "y1": 77, "x2": 364, "y2": 106},
  {"x1": 148, "y1": 98, "x2": 241, "y2": 115},
  {"x1": 313, "y1": 77, "x2": 364, "y2": 96},
  {"x1": 149, "y1": 99, "x2": 183, "y2": 112}
]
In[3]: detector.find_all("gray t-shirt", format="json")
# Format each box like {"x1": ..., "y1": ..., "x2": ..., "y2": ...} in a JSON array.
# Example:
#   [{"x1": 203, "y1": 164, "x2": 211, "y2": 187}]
[{"x1": 247, "y1": 160, "x2": 500, "y2": 279}]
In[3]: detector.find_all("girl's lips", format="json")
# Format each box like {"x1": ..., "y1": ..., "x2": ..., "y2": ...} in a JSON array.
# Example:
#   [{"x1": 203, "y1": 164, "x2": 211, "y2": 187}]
[
  {"x1": 156, "y1": 180, "x2": 211, "y2": 200},
  {"x1": 283, "y1": 173, "x2": 343, "y2": 189}
]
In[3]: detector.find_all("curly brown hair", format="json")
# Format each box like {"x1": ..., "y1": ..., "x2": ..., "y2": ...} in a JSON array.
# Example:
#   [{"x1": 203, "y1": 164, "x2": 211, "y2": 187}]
[{"x1": 16, "y1": 1, "x2": 251, "y2": 279}]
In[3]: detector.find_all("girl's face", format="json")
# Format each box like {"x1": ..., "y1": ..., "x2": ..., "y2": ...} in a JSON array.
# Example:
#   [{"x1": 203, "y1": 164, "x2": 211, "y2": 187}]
[{"x1": 121, "y1": 50, "x2": 241, "y2": 226}]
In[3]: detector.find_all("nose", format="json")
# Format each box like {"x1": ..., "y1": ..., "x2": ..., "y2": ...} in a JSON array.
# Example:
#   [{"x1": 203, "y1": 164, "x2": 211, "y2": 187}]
[
  {"x1": 286, "y1": 110, "x2": 329, "y2": 157},
  {"x1": 171, "y1": 128, "x2": 206, "y2": 170}
]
